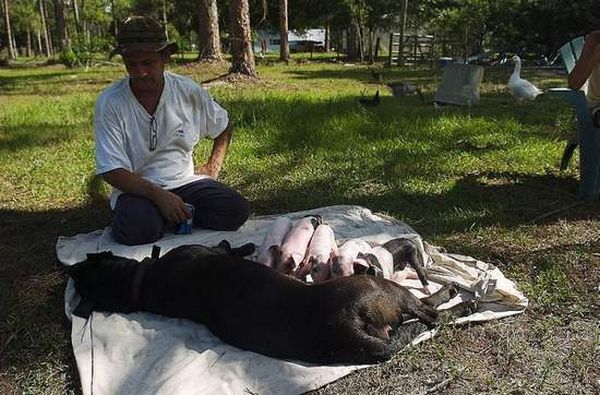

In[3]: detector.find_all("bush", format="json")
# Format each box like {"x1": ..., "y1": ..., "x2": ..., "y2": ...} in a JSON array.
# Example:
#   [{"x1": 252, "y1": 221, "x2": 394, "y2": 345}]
[
  {"x1": 58, "y1": 37, "x2": 113, "y2": 68},
  {"x1": 59, "y1": 49, "x2": 79, "y2": 68}
]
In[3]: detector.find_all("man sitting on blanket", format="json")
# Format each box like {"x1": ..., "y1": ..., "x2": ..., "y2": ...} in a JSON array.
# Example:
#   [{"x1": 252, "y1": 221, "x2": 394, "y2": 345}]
[{"x1": 94, "y1": 16, "x2": 250, "y2": 245}]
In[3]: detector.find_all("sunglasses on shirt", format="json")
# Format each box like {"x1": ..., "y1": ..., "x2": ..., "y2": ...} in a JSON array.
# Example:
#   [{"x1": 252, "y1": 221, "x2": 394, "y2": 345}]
[{"x1": 149, "y1": 116, "x2": 157, "y2": 151}]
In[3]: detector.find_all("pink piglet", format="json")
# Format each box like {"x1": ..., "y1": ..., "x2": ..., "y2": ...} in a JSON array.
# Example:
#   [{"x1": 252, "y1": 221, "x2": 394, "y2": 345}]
[
  {"x1": 256, "y1": 217, "x2": 293, "y2": 267},
  {"x1": 273, "y1": 215, "x2": 320, "y2": 275},
  {"x1": 295, "y1": 224, "x2": 336, "y2": 280},
  {"x1": 330, "y1": 238, "x2": 371, "y2": 279}
]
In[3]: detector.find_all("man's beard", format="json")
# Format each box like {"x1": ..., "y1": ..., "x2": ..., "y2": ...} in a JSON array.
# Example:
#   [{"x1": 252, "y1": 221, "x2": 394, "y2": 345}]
[
  {"x1": 132, "y1": 76, "x2": 158, "y2": 85},
  {"x1": 130, "y1": 75, "x2": 164, "y2": 92}
]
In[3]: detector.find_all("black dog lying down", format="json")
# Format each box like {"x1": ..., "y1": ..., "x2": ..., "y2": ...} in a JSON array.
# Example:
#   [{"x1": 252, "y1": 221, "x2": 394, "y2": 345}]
[{"x1": 66, "y1": 243, "x2": 477, "y2": 365}]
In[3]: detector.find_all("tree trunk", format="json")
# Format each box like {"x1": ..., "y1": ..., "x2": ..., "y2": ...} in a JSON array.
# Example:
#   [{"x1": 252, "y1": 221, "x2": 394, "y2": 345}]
[
  {"x1": 347, "y1": 19, "x2": 362, "y2": 61},
  {"x1": 72, "y1": 0, "x2": 81, "y2": 35},
  {"x1": 162, "y1": 0, "x2": 168, "y2": 40},
  {"x1": 398, "y1": 0, "x2": 408, "y2": 66},
  {"x1": 80, "y1": 0, "x2": 89, "y2": 44},
  {"x1": 279, "y1": 0, "x2": 289, "y2": 62},
  {"x1": 368, "y1": 29, "x2": 374, "y2": 63},
  {"x1": 36, "y1": 28, "x2": 43, "y2": 55},
  {"x1": 228, "y1": 0, "x2": 257, "y2": 76},
  {"x1": 325, "y1": 21, "x2": 330, "y2": 52},
  {"x1": 54, "y1": 0, "x2": 68, "y2": 51},
  {"x1": 40, "y1": 0, "x2": 52, "y2": 56},
  {"x1": 197, "y1": 0, "x2": 222, "y2": 61},
  {"x1": 11, "y1": 29, "x2": 17, "y2": 57},
  {"x1": 2, "y1": 0, "x2": 16, "y2": 59},
  {"x1": 110, "y1": 0, "x2": 118, "y2": 38},
  {"x1": 26, "y1": 29, "x2": 32, "y2": 57}
]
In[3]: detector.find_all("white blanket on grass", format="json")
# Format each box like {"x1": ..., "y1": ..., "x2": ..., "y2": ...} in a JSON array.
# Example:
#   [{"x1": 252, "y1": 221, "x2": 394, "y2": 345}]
[{"x1": 56, "y1": 205, "x2": 528, "y2": 395}]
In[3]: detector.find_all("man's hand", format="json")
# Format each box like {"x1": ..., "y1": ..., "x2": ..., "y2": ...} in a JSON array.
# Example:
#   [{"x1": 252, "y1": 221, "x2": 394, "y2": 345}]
[
  {"x1": 152, "y1": 189, "x2": 190, "y2": 225},
  {"x1": 101, "y1": 169, "x2": 191, "y2": 225}
]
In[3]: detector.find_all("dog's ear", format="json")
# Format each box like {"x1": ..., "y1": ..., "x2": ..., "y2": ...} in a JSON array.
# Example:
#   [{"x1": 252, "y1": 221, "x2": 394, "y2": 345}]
[
  {"x1": 231, "y1": 242, "x2": 256, "y2": 257},
  {"x1": 217, "y1": 240, "x2": 232, "y2": 253}
]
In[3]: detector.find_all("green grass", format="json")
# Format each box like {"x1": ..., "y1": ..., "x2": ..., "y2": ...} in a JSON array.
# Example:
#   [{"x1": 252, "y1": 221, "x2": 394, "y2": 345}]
[{"x1": 1, "y1": 57, "x2": 599, "y2": 394}]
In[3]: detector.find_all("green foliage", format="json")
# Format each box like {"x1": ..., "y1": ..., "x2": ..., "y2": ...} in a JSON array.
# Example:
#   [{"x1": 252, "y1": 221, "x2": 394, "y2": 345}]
[
  {"x1": 58, "y1": 36, "x2": 113, "y2": 67},
  {"x1": 58, "y1": 49, "x2": 79, "y2": 68},
  {"x1": 420, "y1": 0, "x2": 600, "y2": 57}
]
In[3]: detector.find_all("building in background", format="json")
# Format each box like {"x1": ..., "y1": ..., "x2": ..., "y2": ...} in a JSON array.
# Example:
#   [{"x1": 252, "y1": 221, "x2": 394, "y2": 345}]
[{"x1": 254, "y1": 29, "x2": 326, "y2": 54}]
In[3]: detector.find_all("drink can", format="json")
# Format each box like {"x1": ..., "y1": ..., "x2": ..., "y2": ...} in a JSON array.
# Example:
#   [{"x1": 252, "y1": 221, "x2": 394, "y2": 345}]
[{"x1": 176, "y1": 203, "x2": 194, "y2": 234}]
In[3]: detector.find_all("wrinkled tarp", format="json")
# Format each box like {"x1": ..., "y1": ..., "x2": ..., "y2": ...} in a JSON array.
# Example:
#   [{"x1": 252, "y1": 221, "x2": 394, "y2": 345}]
[{"x1": 56, "y1": 205, "x2": 528, "y2": 395}]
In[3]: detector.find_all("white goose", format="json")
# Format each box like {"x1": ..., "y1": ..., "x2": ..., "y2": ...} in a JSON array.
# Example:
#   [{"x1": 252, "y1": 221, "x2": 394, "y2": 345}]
[{"x1": 508, "y1": 55, "x2": 543, "y2": 103}]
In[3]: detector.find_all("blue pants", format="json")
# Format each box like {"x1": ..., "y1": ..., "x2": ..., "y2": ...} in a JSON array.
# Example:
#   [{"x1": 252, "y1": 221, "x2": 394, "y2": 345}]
[{"x1": 111, "y1": 179, "x2": 250, "y2": 245}]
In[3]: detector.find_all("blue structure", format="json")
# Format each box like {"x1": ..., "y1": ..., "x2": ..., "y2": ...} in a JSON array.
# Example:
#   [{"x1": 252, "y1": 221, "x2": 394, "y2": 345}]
[{"x1": 550, "y1": 36, "x2": 600, "y2": 200}]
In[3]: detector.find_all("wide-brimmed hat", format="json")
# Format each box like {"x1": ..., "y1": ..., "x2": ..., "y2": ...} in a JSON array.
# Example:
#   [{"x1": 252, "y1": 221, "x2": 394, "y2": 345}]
[{"x1": 112, "y1": 16, "x2": 178, "y2": 56}]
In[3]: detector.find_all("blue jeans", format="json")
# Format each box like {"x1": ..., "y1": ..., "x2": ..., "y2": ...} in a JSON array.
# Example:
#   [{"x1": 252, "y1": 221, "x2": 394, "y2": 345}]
[{"x1": 111, "y1": 179, "x2": 250, "y2": 245}]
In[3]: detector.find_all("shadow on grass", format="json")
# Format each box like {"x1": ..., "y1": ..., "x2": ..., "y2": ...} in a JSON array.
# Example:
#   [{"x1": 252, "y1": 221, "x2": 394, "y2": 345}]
[
  {"x1": 245, "y1": 169, "x2": 589, "y2": 237},
  {"x1": 0, "y1": 68, "x2": 120, "y2": 95},
  {"x1": 0, "y1": 124, "x2": 90, "y2": 153},
  {"x1": 281, "y1": 66, "x2": 435, "y2": 84},
  {"x1": 0, "y1": 174, "x2": 595, "y2": 393},
  {"x1": 0, "y1": 175, "x2": 110, "y2": 393}
]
